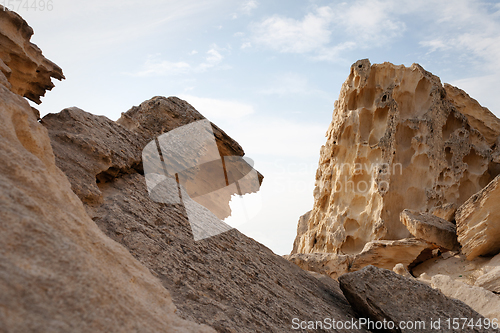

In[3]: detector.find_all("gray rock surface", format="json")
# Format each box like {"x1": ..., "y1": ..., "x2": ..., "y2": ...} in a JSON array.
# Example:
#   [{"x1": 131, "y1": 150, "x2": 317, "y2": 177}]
[
  {"x1": 44, "y1": 102, "x2": 367, "y2": 333},
  {"x1": 339, "y1": 265, "x2": 496, "y2": 333}
]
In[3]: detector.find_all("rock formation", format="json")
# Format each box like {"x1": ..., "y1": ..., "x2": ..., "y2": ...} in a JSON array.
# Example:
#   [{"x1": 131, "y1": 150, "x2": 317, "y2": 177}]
[
  {"x1": 42, "y1": 100, "x2": 366, "y2": 332},
  {"x1": 339, "y1": 266, "x2": 496, "y2": 333},
  {"x1": 0, "y1": 6, "x2": 64, "y2": 104},
  {"x1": 0, "y1": 51, "x2": 213, "y2": 333},
  {"x1": 3, "y1": 8, "x2": 499, "y2": 331},
  {"x1": 456, "y1": 174, "x2": 500, "y2": 259},
  {"x1": 293, "y1": 59, "x2": 500, "y2": 256}
]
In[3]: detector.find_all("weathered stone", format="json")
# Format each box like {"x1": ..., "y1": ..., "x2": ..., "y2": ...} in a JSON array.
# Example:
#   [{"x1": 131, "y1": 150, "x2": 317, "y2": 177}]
[
  {"x1": 293, "y1": 59, "x2": 499, "y2": 256},
  {"x1": 284, "y1": 253, "x2": 350, "y2": 279},
  {"x1": 286, "y1": 238, "x2": 433, "y2": 279},
  {"x1": 401, "y1": 209, "x2": 459, "y2": 250},
  {"x1": 0, "y1": 6, "x2": 64, "y2": 103},
  {"x1": 291, "y1": 210, "x2": 311, "y2": 253},
  {"x1": 445, "y1": 83, "x2": 500, "y2": 146},
  {"x1": 456, "y1": 174, "x2": 500, "y2": 260},
  {"x1": 41, "y1": 107, "x2": 146, "y2": 205},
  {"x1": 474, "y1": 252, "x2": 500, "y2": 293},
  {"x1": 46, "y1": 105, "x2": 367, "y2": 333},
  {"x1": 429, "y1": 202, "x2": 457, "y2": 222},
  {"x1": 414, "y1": 252, "x2": 490, "y2": 287},
  {"x1": 393, "y1": 263, "x2": 413, "y2": 278},
  {"x1": 350, "y1": 238, "x2": 433, "y2": 271},
  {"x1": 431, "y1": 274, "x2": 500, "y2": 321},
  {"x1": 339, "y1": 265, "x2": 496, "y2": 333},
  {"x1": 0, "y1": 83, "x2": 213, "y2": 332}
]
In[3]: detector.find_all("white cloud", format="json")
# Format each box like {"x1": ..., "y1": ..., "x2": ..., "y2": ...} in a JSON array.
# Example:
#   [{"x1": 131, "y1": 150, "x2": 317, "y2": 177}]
[
  {"x1": 178, "y1": 95, "x2": 255, "y2": 119},
  {"x1": 241, "y1": 0, "x2": 258, "y2": 14},
  {"x1": 249, "y1": 1, "x2": 405, "y2": 58},
  {"x1": 134, "y1": 44, "x2": 229, "y2": 76},
  {"x1": 241, "y1": 42, "x2": 252, "y2": 49},
  {"x1": 251, "y1": 6, "x2": 334, "y2": 53}
]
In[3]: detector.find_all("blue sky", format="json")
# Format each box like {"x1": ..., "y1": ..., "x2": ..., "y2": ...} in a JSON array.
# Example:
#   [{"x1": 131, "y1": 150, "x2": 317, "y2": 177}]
[{"x1": 19, "y1": 0, "x2": 500, "y2": 254}]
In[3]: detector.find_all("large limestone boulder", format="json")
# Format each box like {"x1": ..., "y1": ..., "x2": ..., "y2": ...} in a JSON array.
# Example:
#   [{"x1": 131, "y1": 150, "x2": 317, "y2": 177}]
[
  {"x1": 401, "y1": 209, "x2": 459, "y2": 250},
  {"x1": 0, "y1": 6, "x2": 64, "y2": 103},
  {"x1": 293, "y1": 59, "x2": 499, "y2": 256},
  {"x1": 43, "y1": 103, "x2": 367, "y2": 332},
  {"x1": 339, "y1": 265, "x2": 496, "y2": 333},
  {"x1": 456, "y1": 174, "x2": 500, "y2": 260}
]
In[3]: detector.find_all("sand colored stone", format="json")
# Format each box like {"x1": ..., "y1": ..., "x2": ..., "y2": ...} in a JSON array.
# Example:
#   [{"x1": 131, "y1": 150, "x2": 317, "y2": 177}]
[
  {"x1": 401, "y1": 209, "x2": 459, "y2": 250},
  {"x1": 293, "y1": 59, "x2": 499, "y2": 256},
  {"x1": 456, "y1": 174, "x2": 500, "y2": 260}
]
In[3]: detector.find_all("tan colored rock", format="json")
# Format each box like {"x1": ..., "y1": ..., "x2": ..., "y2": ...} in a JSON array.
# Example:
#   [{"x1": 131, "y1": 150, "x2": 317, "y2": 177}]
[
  {"x1": 291, "y1": 210, "x2": 311, "y2": 253},
  {"x1": 286, "y1": 238, "x2": 433, "y2": 279},
  {"x1": 393, "y1": 263, "x2": 413, "y2": 278},
  {"x1": 445, "y1": 83, "x2": 500, "y2": 146},
  {"x1": 0, "y1": 6, "x2": 64, "y2": 103},
  {"x1": 0, "y1": 84, "x2": 213, "y2": 332},
  {"x1": 456, "y1": 174, "x2": 500, "y2": 260},
  {"x1": 414, "y1": 252, "x2": 490, "y2": 286},
  {"x1": 284, "y1": 253, "x2": 350, "y2": 279},
  {"x1": 429, "y1": 202, "x2": 457, "y2": 222},
  {"x1": 294, "y1": 59, "x2": 498, "y2": 255},
  {"x1": 474, "y1": 253, "x2": 500, "y2": 293},
  {"x1": 431, "y1": 274, "x2": 500, "y2": 321},
  {"x1": 401, "y1": 209, "x2": 459, "y2": 250},
  {"x1": 45, "y1": 103, "x2": 366, "y2": 332},
  {"x1": 350, "y1": 238, "x2": 434, "y2": 271}
]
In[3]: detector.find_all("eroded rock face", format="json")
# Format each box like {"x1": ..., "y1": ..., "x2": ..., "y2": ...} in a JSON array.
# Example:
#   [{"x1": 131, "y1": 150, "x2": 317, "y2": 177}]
[
  {"x1": 401, "y1": 209, "x2": 459, "y2": 250},
  {"x1": 339, "y1": 265, "x2": 495, "y2": 333},
  {"x1": 0, "y1": 84, "x2": 213, "y2": 332},
  {"x1": 45, "y1": 104, "x2": 366, "y2": 333},
  {"x1": 456, "y1": 174, "x2": 500, "y2": 260},
  {"x1": 42, "y1": 107, "x2": 146, "y2": 205},
  {"x1": 293, "y1": 59, "x2": 499, "y2": 255},
  {"x1": 0, "y1": 7, "x2": 64, "y2": 103}
]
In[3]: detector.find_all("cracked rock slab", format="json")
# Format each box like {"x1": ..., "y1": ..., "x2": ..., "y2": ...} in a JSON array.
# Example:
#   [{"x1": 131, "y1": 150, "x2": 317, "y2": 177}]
[{"x1": 339, "y1": 265, "x2": 496, "y2": 333}]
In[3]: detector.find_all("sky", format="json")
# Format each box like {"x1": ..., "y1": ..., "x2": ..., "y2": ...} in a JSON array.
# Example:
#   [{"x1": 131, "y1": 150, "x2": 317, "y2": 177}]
[{"x1": 16, "y1": 0, "x2": 500, "y2": 254}]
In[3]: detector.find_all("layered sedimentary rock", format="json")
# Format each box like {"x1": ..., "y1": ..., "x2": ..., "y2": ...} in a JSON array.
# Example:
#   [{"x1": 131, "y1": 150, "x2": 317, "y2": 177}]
[
  {"x1": 456, "y1": 174, "x2": 500, "y2": 260},
  {"x1": 43, "y1": 102, "x2": 366, "y2": 333},
  {"x1": 0, "y1": 6, "x2": 64, "y2": 103},
  {"x1": 0, "y1": 82, "x2": 213, "y2": 332},
  {"x1": 401, "y1": 209, "x2": 459, "y2": 250},
  {"x1": 293, "y1": 59, "x2": 499, "y2": 256},
  {"x1": 286, "y1": 238, "x2": 433, "y2": 279},
  {"x1": 339, "y1": 266, "x2": 495, "y2": 333}
]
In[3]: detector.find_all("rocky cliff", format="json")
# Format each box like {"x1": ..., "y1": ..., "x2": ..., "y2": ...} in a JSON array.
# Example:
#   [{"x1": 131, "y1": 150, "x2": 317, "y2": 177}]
[
  {"x1": 288, "y1": 59, "x2": 500, "y2": 323},
  {"x1": 293, "y1": 59, "x2": 500, "y2": 256}
]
